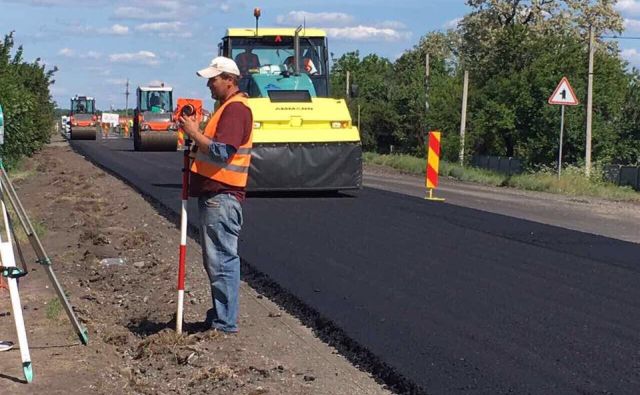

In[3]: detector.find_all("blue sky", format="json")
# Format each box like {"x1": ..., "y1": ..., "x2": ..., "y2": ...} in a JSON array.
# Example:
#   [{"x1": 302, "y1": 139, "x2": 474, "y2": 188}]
[{"x1": 2, "y1": 0, "x2": 640, "y2": 110}]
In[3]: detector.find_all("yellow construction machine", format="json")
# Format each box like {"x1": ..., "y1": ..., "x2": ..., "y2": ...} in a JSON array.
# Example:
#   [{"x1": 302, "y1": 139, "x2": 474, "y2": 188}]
[{"x1": 219, "y1": 10, "x2": 362, "y2": 191}]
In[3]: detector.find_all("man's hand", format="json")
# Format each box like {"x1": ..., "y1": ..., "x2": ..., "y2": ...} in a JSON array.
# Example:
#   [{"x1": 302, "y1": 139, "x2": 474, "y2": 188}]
[
  {"x1": 179, "y1": 114, "x2": 200, "y2": 139},
  {"x1": 179, "y1": 114, "x2": 211, "y2": 154}
]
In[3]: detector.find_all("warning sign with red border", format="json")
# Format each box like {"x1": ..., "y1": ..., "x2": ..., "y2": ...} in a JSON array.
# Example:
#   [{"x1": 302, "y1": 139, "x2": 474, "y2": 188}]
[{"x1": 548, "y1": 77, "x2": 579, "y2": 106}]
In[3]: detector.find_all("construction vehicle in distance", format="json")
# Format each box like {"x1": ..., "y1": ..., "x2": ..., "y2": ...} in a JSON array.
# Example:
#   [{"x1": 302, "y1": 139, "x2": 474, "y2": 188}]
[
  {"x1": 69, "y1": 95, "x2": 97, "y2": 140},
  {"x1": 133, "y1": 84, "x2": 178, "y2": 151},
  {"x1": 219, "y1": 9, "x2": 362, "y2": 191}
]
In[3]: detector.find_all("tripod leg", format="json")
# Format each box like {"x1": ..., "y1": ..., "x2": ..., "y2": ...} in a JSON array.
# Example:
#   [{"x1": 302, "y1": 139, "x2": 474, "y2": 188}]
[
  {"x1": 0, "y1": 166, "x2": 88, "y2": 345},
  {"x1": 1, "y1": 199, "x2": 33, "y2": 382}
]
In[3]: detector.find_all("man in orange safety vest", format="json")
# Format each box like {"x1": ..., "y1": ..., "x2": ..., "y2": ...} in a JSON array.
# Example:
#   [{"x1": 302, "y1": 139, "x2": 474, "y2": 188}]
[{"x1": 180, "y1": 56, "x2": 253, "y2": 333}]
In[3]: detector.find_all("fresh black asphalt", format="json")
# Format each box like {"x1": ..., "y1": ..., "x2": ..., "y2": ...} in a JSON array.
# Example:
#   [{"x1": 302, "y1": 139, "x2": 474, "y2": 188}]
[{"x1": 71, "y1": 137, "x2": 640, "y2": 394}]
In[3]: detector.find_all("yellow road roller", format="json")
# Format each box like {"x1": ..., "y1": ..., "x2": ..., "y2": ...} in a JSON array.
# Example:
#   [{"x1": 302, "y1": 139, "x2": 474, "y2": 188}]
[
  {"x1": 69, "y1": 95, "x2": 97, "y2": 140},
  {"x1": 220, "y1": 11, "x2": 362, "y2": 191},
  {"x1": 133, "y1": 84, "x2": 178, "y2": 151}
]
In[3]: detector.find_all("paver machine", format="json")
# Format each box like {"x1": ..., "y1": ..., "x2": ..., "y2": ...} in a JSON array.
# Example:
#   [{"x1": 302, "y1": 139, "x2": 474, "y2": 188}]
[
  {"x1": 69, "y1": 95, "x2": 97, "y2": 140},
  {"x1": 219, "y1": 9, "x2": 362, "y2": 191},
  {"x1": 133, "y1": 84, "x2": 178, "y2": 151}
]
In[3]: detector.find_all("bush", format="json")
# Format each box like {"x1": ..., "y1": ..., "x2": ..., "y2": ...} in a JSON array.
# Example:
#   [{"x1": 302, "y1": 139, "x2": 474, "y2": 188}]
[{"x1": 0, "y1": 32, "x2": 56, "y2": 168}]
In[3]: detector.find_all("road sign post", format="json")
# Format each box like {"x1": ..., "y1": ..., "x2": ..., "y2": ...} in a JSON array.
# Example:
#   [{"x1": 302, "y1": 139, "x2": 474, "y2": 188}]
[
  {"x1": 559, "y1": 105, "x2": 565, "y2": 177},
  {"x1": 548, "y1": 77, "x2": 579, "y2": 177}
]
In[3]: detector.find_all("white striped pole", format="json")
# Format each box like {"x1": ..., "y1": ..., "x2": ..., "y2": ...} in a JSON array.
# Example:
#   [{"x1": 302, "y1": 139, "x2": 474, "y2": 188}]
[
  {"x1": 0, "y1": 188, "x2": 32, "y2": 382},
  {"x1": 176, "y1": 140, "x2": 191, "y2": 334}
]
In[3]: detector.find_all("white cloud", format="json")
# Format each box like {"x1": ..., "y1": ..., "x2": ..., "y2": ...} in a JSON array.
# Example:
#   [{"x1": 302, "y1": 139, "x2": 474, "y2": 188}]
[
  {"x1": 624, "y1": 18, "x2": 640, "y2": 32},
  {"x1": 276, "y1": 11, "x2": 355, "y2": 27},
  {"x1": 113, "y1": 7, "x2": 152, "y2": 20},
  {"x1": 134, "y1": 22, "x2": 192, "y2": 38},
  {"x1": 621, "y1": 48, "x2": 640, "y2": 66},
  {"x1": 274, "y1": 10, "x2": 410, "y2": 42},
  {"x1": 109, "y1": 51, "x2": 159, "y2": 65},
  {"x1": 58, "y1": 47, "x2": 74, "y2": 57},
  {"x1": 97, "y1": 24, "x2": 129, "y2": 35},
  {"x1": 617, "y1": 0, "x2": 640, "y2": 17},
  {"x1": 111, "y1": 1, "x2": 197, "y2": 21},
  {"x1": 444, "y1": 18, "x2": 462, "y2": 30},
  {"x1": 325, "y1": 26, "x2": 411, "y2": 42},
  {"x1": 57, "y1": 47, "x2": 101, "y2": 59},
  {"x1": 82, "y1": 51, "x2": 102, "y2": 60},
  {"x1": 136, "y1": 22, "x2": 180, "y2": 32},
  {"x1": 68, "y1": 24, "x2": 129, "y2": 36}
]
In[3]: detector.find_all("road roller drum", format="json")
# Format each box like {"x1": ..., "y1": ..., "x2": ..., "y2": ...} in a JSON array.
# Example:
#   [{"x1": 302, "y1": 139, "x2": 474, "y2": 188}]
[
  {"x1": 70, "y1": 127, "x2": 96, "y2": 140},
  {"x1": 135, "y1": 131, "x2": 178, "y2": 151}
]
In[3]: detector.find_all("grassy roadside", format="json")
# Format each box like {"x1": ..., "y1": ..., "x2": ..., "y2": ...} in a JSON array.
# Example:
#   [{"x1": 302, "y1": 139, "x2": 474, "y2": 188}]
[
  {"x1": 363, "y1": 152, "x2": 640, "y2": 202},
  {"x1": 5, "y1": 157, "x2": 36, "y2": 181}
]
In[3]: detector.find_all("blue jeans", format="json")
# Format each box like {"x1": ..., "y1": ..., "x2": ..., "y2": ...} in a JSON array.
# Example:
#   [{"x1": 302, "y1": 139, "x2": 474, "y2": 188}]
[{"x1": 198, "y1": 193, "x2": 243, "y2": 332}]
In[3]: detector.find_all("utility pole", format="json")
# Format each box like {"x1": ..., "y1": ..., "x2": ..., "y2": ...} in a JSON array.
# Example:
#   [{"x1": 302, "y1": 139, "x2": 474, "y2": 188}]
[
  {"x1": 346, "y1": 70, "x2": 350, "y2": 98},
  {"x1": 585, "y1": 25, "x2": 594, "y2": 177},
  {"x1": 425, "y1": 53, "x2": 430, "y2": 113},
  {"x1": 425, "y1": 53, "x2": 430, "y2": 153},
  {"x1": 125, "y1": 78, "x2": 130, "y2": 118},
  {"x1": 459, "y1": 70, "x2": 469, "y2": 166}
]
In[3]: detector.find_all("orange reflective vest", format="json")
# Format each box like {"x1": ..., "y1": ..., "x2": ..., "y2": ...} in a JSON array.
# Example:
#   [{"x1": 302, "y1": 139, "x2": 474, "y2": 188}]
[{"x1": 190, "y1": 94, "x2": 253, "y2": 187}]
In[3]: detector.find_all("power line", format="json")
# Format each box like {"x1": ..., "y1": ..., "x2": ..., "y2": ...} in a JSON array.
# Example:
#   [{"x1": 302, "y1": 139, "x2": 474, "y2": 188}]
[{"x1": 602, "y1": 35, "x2": 640, "y2": 40}]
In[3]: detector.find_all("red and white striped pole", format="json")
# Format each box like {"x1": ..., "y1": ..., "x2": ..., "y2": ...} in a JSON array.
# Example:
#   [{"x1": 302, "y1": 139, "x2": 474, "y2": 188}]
[
  {"x1": 174, "y1": 100, "x2": 201, "y2": 334},
  {"x1": 176, "y1": 139, "x2": 191, "y2": 334}
]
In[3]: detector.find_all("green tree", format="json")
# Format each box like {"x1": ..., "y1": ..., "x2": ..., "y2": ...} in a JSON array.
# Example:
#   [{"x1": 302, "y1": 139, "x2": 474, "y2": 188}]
[
  {"x1": 459, "y1": 0, "x2": 630, "y2": 166},
  {"x1": 331, "y1": 51, "x2": 397, "y2": 151},
  {"x1": 0, "y1": 32, "x2": 57, "y2": 167}
]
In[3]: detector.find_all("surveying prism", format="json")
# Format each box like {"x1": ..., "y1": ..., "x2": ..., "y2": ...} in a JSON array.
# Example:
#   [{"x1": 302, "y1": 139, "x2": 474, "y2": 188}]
[{"x1": 0, "y1": 103, "x2": 88, "y2": 383}]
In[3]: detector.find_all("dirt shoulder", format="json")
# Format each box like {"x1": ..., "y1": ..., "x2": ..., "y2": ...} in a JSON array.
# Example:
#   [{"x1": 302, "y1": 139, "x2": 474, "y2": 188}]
[{"x1": 0, "y1": 133, "x2": 392, "y2": 394}]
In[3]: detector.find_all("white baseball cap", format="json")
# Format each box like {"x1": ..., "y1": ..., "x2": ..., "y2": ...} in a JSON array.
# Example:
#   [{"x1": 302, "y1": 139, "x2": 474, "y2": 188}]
[{"x1": 196, "y1": 56, "x2": 240, "y2": 78}]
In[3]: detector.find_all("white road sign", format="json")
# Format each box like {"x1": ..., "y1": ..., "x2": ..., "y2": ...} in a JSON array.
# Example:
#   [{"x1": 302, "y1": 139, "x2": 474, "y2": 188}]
[
  {"x1": 101, "y1": 112, "x2": 119, "y2": 125},
  {"x1": 548, "y1": 77, "x2": 579, "y2": 106}
]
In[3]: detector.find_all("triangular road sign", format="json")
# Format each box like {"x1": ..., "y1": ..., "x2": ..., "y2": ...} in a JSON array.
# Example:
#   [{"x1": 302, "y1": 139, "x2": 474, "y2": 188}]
[{"x1": 548, "y1": 77, "x2": 579, "y2": 106}]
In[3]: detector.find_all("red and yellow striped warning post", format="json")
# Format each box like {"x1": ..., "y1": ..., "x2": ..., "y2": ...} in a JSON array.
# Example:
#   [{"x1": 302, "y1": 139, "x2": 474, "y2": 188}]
[{"x1": 425, "y1": 131, "x2": 445, "y2": 201}]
